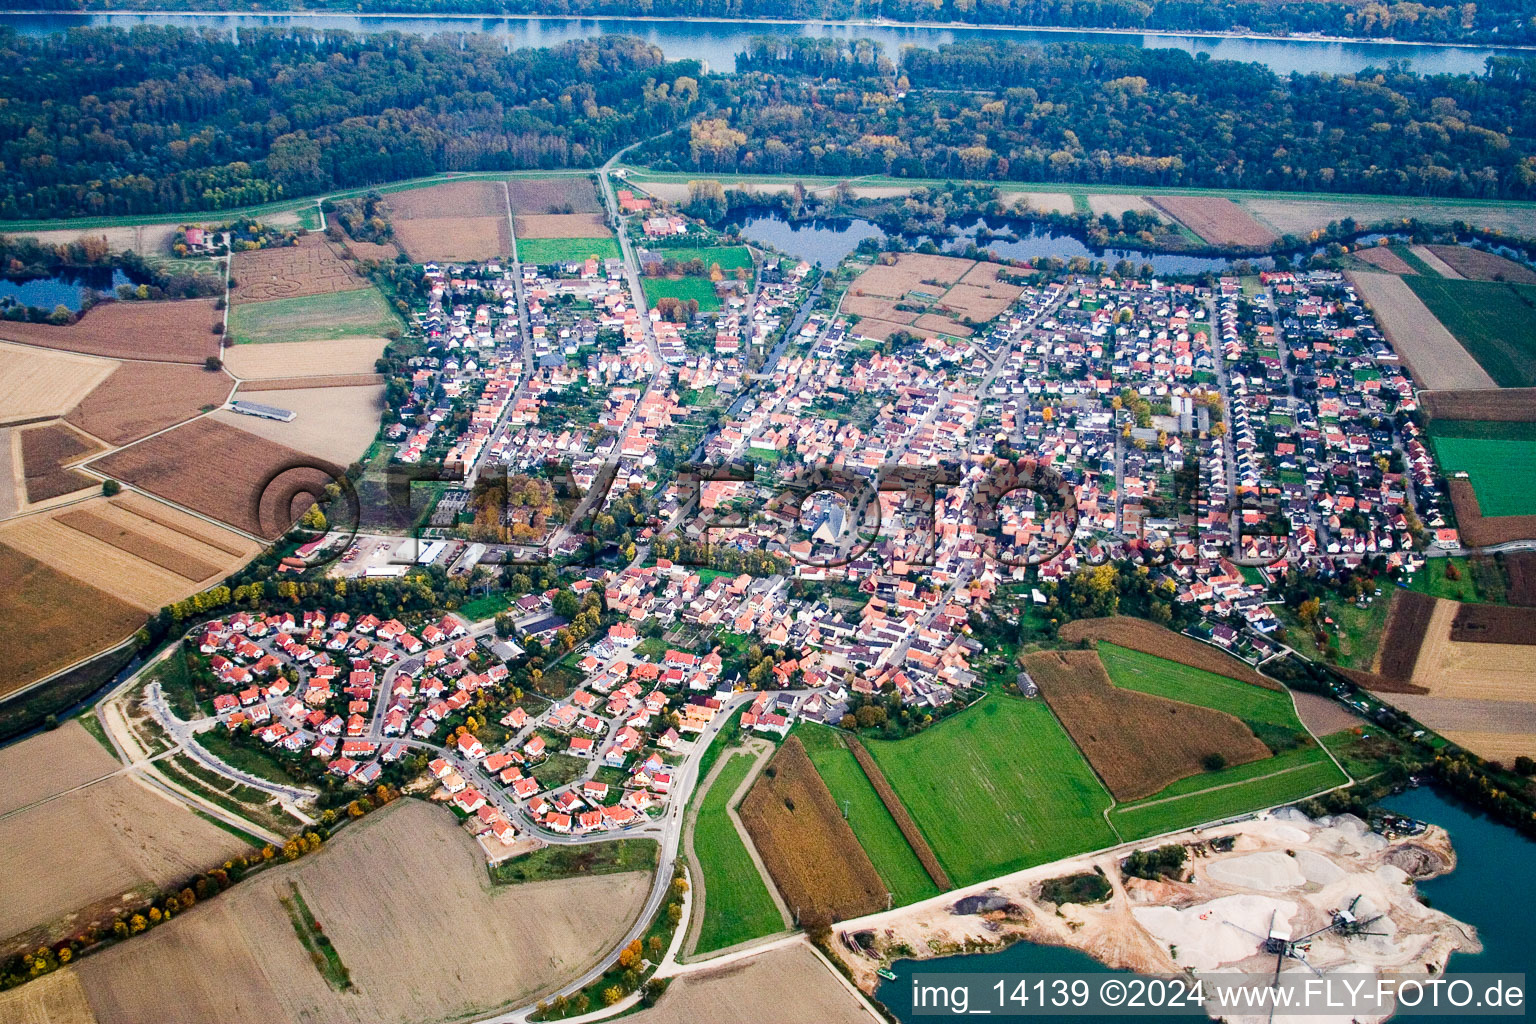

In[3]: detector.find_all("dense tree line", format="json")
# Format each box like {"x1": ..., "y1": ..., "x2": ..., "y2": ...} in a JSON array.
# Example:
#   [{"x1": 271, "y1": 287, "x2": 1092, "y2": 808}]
[
  {"x1": 642, "y1": 41, "x2": 1536, "y2": 200},
  {"x1": 58, "y1": 0, "x2": 1536, "y2": 47},
  {"x1": 0, "y1": 27, "x2": 702, "y2": 219}
]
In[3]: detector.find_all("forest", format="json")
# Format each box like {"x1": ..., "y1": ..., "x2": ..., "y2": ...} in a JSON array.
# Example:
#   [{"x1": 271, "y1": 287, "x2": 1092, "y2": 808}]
[
  {"x1": 642, "y1": 39, "x2": 1536, "y2": 200},
  {"x1": 0, "y1": 27, "x2": 702, "y2": 220},
  {"x1": 52, "y1": 0, "x2": 1536, "y2": 47}
]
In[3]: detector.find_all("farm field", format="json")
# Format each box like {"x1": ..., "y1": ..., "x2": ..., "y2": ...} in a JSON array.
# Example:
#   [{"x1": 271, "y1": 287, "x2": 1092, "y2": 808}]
[
  {"x1": 0, "y1": 495, "x2": 257, "y2": 610},
  {"x1": 236, "y1": 373, "x2": 383, "y2": 391},
  {"x1": 1377, "y1": 590, "x2": 1437, "y2": 680},
  {"x1": 846, "y1": 254, "x2": 1023, "y2": 341},
  {"x1": 1451, "y1": 601, "x2": 1536, "y2": 644},
  {"x1": 1107, "y1": 746, "x2": 1346, "y2": 841},
  {"x1": 222, "y1": 336, "x2": 387, "y2": 379},
  {"x1": 739, "y1": 737, "x2": 887, "y2": 927},
  {"x1": 0, "y1": 540, "x2": 144, "y2": 696},
  {"x1": 1404, "y1": 276, "x2": 1536, "y2": 388},
  {"x1": 0, "y1": 720, "x2": 121, "y2": 816},
  {"x1": 230, "y1": 235, "x2": 368, "y2": 303},
  {"x1": 1352, "y1": 247, "x2": 1417, "y2": 274},
  {"x1": 643, "y1": 274, "x2": 720, "y2": 311},
  {"x1": 690, "y1": 750, "x2": 785, "y2": 953},
  {"x1": 341, "y1": 239, "x2": 399, "y2": 261},
  {"x1": 517, "y1": 236, "x2": 621, "y2": 264},
  {"x1": 513, "y1": 213, "x2": 611, "y2": 238},
  {"x1": 0, "y1": 341, "x2": 116, "y2": 426},
  {"x1": 386, "y1": 180, "x2": 511, "y2": 262},
  {"x1": 1409, "y1": 245, "x2": 1463, "y2": 278},
  {"x1": 630, "y1": 942, "x2": 873, "y2": 1024},
  {"x1": 1095, "y1": 644, "x2": 1301, "y2": 731},
  {"x1": 1429, "y1": 421, "x2": 1536, "y2": 517},
  {"x1": 0, "y1": 966, "x2": 96, "y2": 1024},
  {"x1": 0, "y1": 774, "x2": 246, "y2": 948},
  {"x1": 1509, "y1": 552, "x2": 1536, "y2": 605},
  {"x1": 1421, "y1": 387, "x2": 1536, "y2": 422},
  {"x1": 1445, "y1": 478, "x2": 1536, "y2": 547},
  {"x1": 1086, "y1": 194, "x2": 1153, "y2": 218},
  {"x1": 1146, "y1": 196, "x2": 1277, "y2": 247},
  {"x1": 65, "y1": 361, "x2": 232, "y2": 445},
  {"x1": 866, "y1": 696, "x2": 1114, "y2": 886},
  {"x1": 0, "y1": 299, "x2": 222, "y2": 364},
  {"x1": 796, "y1": 725, "x2": 940, "y2": 907},
  {"x1": 1058, "y1": 616, "x2": 1277, "y2": 689},
  {"x1": 216, "y1": 383, "x2": 383, "y2": 465},
  {"x1": 995, "y1": 190, "x2": 1073, "y2": 213},
  {"x1": 1424, "y1": 245, "x2": 1536, "y2": 284},
  {"x1": 227, "y1": 287, "x2": 399, "y2": 345},
  {"x1": 1240, "y1": 196, "x2": 1536, "y2": 238},
  {"x1": 19, "y1": 420, "x2": 103, "y2": 502},
  {"x1": 1024, "y1": 649, "x2": 1270, "y2": 802},
  {"x1": 504, "y1": 176, "x2": 601, "y2": 214},
  {"x1": 1346, "y1": 271, "x2": 1496, "y2": 390},
  {"x1": 92, "y1": 417, "x2": 336, "y2": 538},
  {"x1": 73, "y1": 799, "x2": 652, "y2": 1024}
]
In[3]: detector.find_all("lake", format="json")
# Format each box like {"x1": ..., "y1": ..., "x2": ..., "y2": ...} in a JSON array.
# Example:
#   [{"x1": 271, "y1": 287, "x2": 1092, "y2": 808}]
[
  {"x1": 0, "y1": 267, "x2": 131, "y2": 311},
  {"x1": 725, "y1": 210, "x2": 1244, "y2": 274},
  {"x1": 876, "y1": 787, "x2": 1534, "y2": 1022},
  {"x1": 1, "y1": 12, "x2": 1524, "y2": 77}
]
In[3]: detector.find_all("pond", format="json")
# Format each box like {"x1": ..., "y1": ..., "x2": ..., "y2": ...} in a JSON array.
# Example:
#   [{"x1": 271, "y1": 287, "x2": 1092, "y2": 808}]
[
  {"x1": 2, "y1": 12, "x2": 1524, "y2": 78},
  {"x1": 875, "y1": 787, "x2": 1535, "y2": 1022},
  {"x1": 0, "y1": 267, "x2": 133, "y2": 312},
  {"x1": 726, "y1": 209, "x2": 1246, "y2": 275}
]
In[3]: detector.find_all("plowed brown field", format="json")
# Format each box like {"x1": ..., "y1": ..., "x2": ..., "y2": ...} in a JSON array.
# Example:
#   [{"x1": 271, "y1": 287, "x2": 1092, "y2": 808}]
[
  {"x1": 1058, "y1": 617, "x2": 1278, "y2": 689},
  {"x1": 0, "y1": 300, "x2": 222, "y2": 364},
  {"x1": 1025, "y1": 649, "x2": 1269, "y2": 801},
  {"x1": 65, "y1": 361, "x2": 231, "y2": 445}
]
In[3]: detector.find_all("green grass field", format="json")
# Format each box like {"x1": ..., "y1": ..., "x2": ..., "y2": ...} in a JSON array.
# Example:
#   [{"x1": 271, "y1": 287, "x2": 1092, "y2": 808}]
[
  {"x1": 228, "y1": 287, "x2": 399, "y2": 344},
  {"x1": 1108, "y1": 747, "x2": 1346, "y2": 840},
  {"x1": 691, "y1": 751, "x2": 784, "y2": 953},
  {"x1": 866, "y1": 697, "x2": 1115, "y2": 886},
  {"x1": 1429, "y1": 421, "x2": 1536, "y2": 517},
  {"x1": 797, "y1": 724, "x2": 941, "y2": 907},
  {"x1": 1097, "y1": 644, "x2": 1299, "y2": 730},
  {"x1": 1403, "y1": 555, "x2": 1508, "y2": 604},
  {"x1": 516, "y1": 236, "x2": 620, "y2": 264},
  {"x1": 643, "y1": 274, "x2": 721, "y2": 311},
  {"x1": 1405, "y1": 276, "x2": 1536, "y2": 388}
]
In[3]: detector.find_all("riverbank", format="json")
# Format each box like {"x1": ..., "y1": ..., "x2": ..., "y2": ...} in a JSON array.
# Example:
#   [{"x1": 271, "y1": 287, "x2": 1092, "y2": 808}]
[
  {"x1": 22, "y1": 8, "x2": 1536, "y2": 53},
  {"x1": 832, "y1": 809, "x2": 1476, "y2": 1018}
]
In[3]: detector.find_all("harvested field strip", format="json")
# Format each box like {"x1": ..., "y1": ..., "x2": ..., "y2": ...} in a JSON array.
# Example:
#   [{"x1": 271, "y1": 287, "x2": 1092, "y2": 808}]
[
  {"x1": 504, "y1": 177, "x2": 601, "y2": 214},
  {"x1": 1058, "y1": 616, "x2": 1278, "y2": 689},
  {"x1": 1024, "y1": 649, "x2": 1270, "y2": 802},
  {"x1": 0, "y1": 341, "x2": 116, "y2": 426},
  {"x1": 846, "y1": 737, "x2": 951, "y2": 891},
  {"x1": 1146, "y1": 196, "x2": 1277, "y2": 248},
  {"x1": 798, "y1": 725, "x2": 939, "y2": 907},
  {"x1": 1424, "y1": 245, "x2": 1536, "y2": 284},
  {"x1": 0, "y1": 298, "x2": 221, "y2": 364},
  {"x1": 692, "y1": 751, "x2": 785, "y2": 953},
  {"x1": 739, "y1": 737, "x2": 887, "y2": 926},
  {"x1": 1108, "y1": 748, "x2": 1345, "y2": 841},
  {"x1": 1348, "y1": 272, "x2": 1496, "y2": 392},
  {"x1": 513, "y1": 213, "x2": 612, "y2": 238},
  {"x1": 110, "y1": 493, "x2": 250, "y2": 556},
  {"x1": 0, "y1": 541, "x2": 144, "y2": 696},
  {"x1": 0, "y1": 965, "x2": 96, "y2": 1024},
  {"x1": 221, "y1": 337, "x2": 387, "y2": 380},
  {"x1": 1410, "y1": 245, "x2": 1463, "y2": 278},
  {"x1": 1450, "y1": 602, "x2": 1536, "y2": 644},
  {"x1": 65, "y1": 360, "x2": 232, "y2": 446},
  {"x1": 92, "y1": 417, "x2": 336, "y2": 538},
  {"x1": 1352, "y1": 247, "x2": 1416, "y2": 274},
  {"x1": 1404, "y1": 276, "x2": 1536, "y2": 388},
  {"x1": 237, "y1": 373, "x2": 384, "y2": 391},
  {"x1": 0, "y1": 514, "x2": 203, "y2": 611},
  {"x1": 1377, "y1": 590, "x2": 1436, "y2": 679},
  {"x1": 1096, "y1": 644, "x2": 1300, "y2": 730},
  {"x1": 1422, "y1": 388, "x2": 1536, "y2": 422},
  {"x1": 20, "y1": 420, "x2": 103, "y2": 502},
  {"x1": 55, "y1": 507, "x2": 220, "y2": 581},
  {"x1": 865, "y1": 697, "x2": 1116, "y2": 886}
]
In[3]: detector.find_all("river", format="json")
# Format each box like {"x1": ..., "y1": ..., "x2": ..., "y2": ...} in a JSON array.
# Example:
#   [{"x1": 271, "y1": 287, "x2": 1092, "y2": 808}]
[
  {"x1": 1, "y1": 11, "x2": 1524, "y2": 77},
  {"x1": 875, "y1": 787, "x2": 1533, "y2": 1022}
]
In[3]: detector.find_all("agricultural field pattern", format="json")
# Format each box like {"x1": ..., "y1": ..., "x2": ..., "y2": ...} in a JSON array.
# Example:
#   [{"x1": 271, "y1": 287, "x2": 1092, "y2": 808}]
[{"x1": 1, "y1": 41, "x2": 1536, "y2": 1024}]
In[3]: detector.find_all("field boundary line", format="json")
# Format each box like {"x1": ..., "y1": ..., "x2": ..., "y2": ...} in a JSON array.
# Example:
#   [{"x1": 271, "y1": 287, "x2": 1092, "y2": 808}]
[{"x1": 846, "y1": 736, "x2": 953, "y2": 891}]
